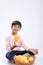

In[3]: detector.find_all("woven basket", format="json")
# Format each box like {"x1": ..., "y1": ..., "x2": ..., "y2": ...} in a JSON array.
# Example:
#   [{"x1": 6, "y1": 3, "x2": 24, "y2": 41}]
[{"x1": 14, "y1": 54, "x2": 35, "y2": 65}]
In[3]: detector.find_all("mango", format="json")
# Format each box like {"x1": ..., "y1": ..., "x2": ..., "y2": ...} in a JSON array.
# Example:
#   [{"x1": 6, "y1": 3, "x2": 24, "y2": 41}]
[
  {"x1": 14, "y1": 34, "x2": 20, "y2": 42},
  {"x1": 16, "y1": 55, "x2": 29, "y2": 63},
  {"x1": 28, "y1": 56, "x2": 34, "y2": 62}
]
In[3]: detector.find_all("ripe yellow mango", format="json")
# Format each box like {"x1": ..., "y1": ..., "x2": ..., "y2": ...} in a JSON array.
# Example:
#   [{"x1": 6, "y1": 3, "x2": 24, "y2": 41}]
[
  {"x1": 28, "y1": 56, "x2": 34, "y2": 62},
  {"x1": 14, "y1": 35, "x2": 20, "y2": 42},
  {"x1": 16, "y1": 55, "x2": 29, "y2": 63}
]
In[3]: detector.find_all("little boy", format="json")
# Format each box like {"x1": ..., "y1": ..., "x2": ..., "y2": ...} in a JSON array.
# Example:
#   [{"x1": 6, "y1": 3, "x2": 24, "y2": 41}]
[{"x1": 6, "y1": 20, "x2": 38, "y2": 62}]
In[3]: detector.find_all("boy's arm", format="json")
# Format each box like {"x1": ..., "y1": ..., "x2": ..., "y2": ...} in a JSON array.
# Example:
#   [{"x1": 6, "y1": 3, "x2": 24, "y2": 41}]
[
  {"x1": 20, "y1": 38, "x2": 29, "y2": 51},
  {"x1": 6, "y1": 37, "x2": 17, "y2": 52},
  {"x1": 6, "y1": 37, "x2": 11, "y2": 52},
  {"x1": 20, "y1": 38, "x2": 38, "y2": 55}
]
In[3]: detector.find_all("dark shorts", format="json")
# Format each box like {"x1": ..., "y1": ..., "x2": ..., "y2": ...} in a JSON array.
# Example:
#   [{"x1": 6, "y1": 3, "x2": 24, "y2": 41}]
[
  {"x1": 6, "y1": 50, "x2": 27, "y2": 60},
  {"x1": 6, "y1": 50, "x2": 34, "y2": 60}
]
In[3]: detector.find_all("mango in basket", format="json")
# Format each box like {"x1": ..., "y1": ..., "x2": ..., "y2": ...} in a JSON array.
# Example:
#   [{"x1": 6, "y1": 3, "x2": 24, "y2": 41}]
[
  {"x1": 14, "y1": 34, "x2": 20, "y2": 42},
  {"x1": 22, "y1": 56, "x2": 28, "y2": 63},
  {"x1": 28, "y1": 56, "x2": 34, "y2": 62},
  {"x1": 23, "y1": 59, "x2": 29, "y2": 63},
  {"x1": 16, "y1": 55, "x2": 23, "y2": 61},
  {"x1": 16, "y1": 55, "x2": 29, "y2": 63}
]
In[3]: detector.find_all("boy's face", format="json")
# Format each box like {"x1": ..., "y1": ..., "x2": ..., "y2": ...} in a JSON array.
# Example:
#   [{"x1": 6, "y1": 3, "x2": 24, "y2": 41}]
[{"x1": 11, "y1": 25, "x2": 21, "y2": 34}]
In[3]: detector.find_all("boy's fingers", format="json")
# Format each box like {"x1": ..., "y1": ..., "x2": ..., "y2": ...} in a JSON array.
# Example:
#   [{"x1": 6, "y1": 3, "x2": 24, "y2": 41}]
[
  {"x1": 28, "y1": 49, "x2": 38, "y2": 55},
  {"x1": 34, "y1": 49, "x2": 39, "y2": 54}
]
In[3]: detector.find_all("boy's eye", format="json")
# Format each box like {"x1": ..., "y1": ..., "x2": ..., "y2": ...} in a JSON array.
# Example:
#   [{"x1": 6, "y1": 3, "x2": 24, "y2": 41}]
[
  {"x1": 15, "y1": 25, "x2": 20, "y2": 28},
  {"x1": 14, "y1": 25, "x2": 17, "y2": 27},
  {"x1": 18, "y1": 26, "x2": 20, "y2": 28}
]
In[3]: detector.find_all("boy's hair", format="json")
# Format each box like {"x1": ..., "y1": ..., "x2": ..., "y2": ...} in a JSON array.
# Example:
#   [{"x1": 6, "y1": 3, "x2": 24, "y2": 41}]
[{"x1": 11, "y1": 20, "x2": 22, "y2": 28}]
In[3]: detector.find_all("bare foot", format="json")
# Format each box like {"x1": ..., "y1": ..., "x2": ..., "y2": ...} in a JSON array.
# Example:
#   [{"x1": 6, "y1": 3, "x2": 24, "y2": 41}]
[
  {"x1": 10, "y1": 55, "x2": 17, "y2": 63},
  {"x1": 12, "y1": 55, "x2": 17, "y2": 63},
  {"x1": 11, "y1": 59, "x2": 15, "y2": 63}
]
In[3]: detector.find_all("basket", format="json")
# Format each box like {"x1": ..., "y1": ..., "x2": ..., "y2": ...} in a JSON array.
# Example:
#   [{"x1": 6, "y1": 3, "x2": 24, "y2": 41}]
[{"x1": 14, "y1": 54, "x2": 35, "y2": 65}]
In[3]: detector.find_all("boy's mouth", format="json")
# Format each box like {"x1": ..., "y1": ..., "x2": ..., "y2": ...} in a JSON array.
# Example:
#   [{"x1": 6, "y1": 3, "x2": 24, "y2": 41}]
[
  {"x1": 13, "y1": 29, "x2": 19, "y2": 33},
  {"x1": 14, "y1": 29, "x2": 18, "y2": 31}
]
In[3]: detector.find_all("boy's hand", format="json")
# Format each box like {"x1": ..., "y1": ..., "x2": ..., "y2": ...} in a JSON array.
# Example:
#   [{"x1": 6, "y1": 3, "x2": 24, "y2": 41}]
[
  {"x1": 27, "y1": 49, "x2": 38, "y2": 55},
  {"x1": 11, "y1": 42, "x2": 17, "y2": 50},
  {"x1": 11, "y1": 45, "x2": 17, "y2": 50}
]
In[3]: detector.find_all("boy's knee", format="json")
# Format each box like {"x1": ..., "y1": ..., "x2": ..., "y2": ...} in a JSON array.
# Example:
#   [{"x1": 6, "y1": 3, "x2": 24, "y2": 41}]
[
  {"x1": 6, "y1": 52, "x2": 11, "y2": 60},
  {"x1": 6, "y1": 52, "x2": 10, "y2": 58},
  {"x1": 6, "y1": 52, "x2": 14, "y2": 60}
]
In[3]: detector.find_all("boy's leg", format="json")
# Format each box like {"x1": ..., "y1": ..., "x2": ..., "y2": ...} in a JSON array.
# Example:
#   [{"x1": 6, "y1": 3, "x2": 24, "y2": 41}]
[
  {"x1": 6, "y1": 51, "x2": 26, "y2": 60},
  {"x1": 6, "y1": 50, "x2": 27, "y2": 60},
  {"x1": 6, "y1": 52, "x2": 15, "y2": 61},
  {"x1": 18, "y1": 50, "x2": 35, "y2": 55},
  {"x1": 6, "y1": 50, "x2": 34, "y2": 60},
  {"x1": 6, "y1": 51, "x2": 18, "y2": 63},
  {"x1": 6, "y1": 50, "x2": 37, "y2": 62}
]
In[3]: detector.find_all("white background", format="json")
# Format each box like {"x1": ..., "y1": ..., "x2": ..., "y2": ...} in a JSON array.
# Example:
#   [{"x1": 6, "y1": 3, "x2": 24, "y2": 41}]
[{"x1": 0, "y1": 0, "x2": 43, "y2": 65}]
